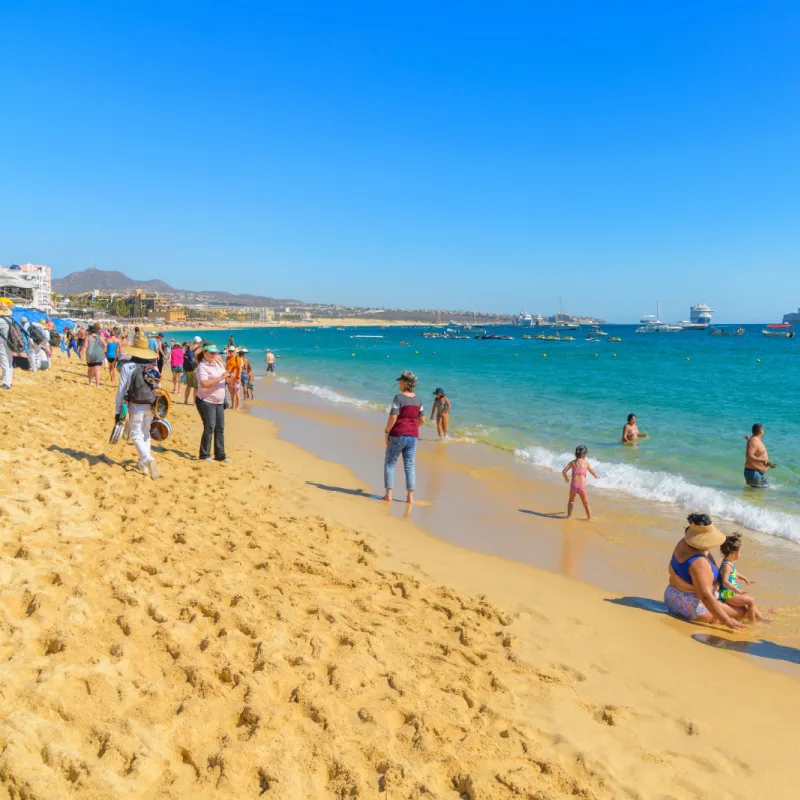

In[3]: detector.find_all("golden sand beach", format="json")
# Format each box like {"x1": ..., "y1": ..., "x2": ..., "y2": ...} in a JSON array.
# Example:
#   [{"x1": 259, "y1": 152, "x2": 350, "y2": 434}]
[{"x1": 1, "y1": 356, "x2": 798, "y2": 798}]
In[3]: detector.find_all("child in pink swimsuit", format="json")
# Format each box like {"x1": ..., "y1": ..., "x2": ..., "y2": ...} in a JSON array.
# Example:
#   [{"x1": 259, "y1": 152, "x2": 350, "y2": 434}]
[{"x1": 562, "y1": 445, "x2": 599, "y2": 520}]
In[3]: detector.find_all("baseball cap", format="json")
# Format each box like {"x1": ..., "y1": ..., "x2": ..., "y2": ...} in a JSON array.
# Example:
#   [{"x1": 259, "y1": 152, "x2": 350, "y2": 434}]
[
  {"x1": 396, "y1": 370, "x2": 417, "y2": 385},
  {"x1": 193, "y1": 336, "x2": 202, "y2": 343}
]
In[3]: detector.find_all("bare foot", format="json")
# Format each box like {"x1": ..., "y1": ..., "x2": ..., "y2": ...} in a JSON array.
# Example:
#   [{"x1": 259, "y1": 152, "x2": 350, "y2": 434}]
[
  {"x1": 382, "y1": 491, "x2": 392, "y2": 502},
  {"x1": 406, "y1": 491, "x2": 415, "y2": 504}
]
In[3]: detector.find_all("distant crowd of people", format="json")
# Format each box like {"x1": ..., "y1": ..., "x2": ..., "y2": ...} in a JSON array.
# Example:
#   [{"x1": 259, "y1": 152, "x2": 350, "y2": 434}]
[{"x1": 0, "y1": 308, "x2": 56, "y2": 388}]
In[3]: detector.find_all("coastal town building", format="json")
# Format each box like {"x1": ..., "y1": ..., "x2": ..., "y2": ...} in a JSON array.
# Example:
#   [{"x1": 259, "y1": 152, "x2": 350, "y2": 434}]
[{"x1": 0, "y1": 263, "x2": 53, "y2": 311}]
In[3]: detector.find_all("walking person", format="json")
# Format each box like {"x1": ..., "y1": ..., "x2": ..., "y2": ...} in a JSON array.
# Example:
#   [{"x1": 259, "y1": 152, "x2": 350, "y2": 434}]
[
  {"x1": 106, "y1": 329, "x2": 121, "y2": 384},
  {"x1": 196, "y1": 345, "x2": 230, "y2": 462},
  {"x1": 66, "y1": 326, "x2": 80, "y2": 358},
  {"x1": 383, "y1": 371, "x2": 425, "y2": 504},
  {"x1": 225, "y1": 346, "x2": 243, "y2": 411},
  {"x1": 114, "y1": 335, "x2": 162, "y2": 479},
  {"x1": 562, "y1": 445, "x2": 599, "y2": 520},
  {"x1": 0, "y1": 305, "x2": 16, "y2": 389},
  {"x1": 265, "y1": 348, "x2": 276, "y2": 375},
  {"x1": 169, "y1": 340, "x2": 185, "y2": 394},
  {"x1": 75, "y1": 325, "x2": 87, "y2": 360},
  {"x1": 85, "y1": 324, "x2": 106, "y2": 387},
  {"x1": 60, "y1": 326, "x2": 69, "y2": 355},
  {"x1": 239, "y1": 348, "x2": 253, "y2": 403},
  {"x1": 183, "y1": 336, "x2": 203, "y2": 405},
  {"x1": 431, "y1": 388, "x2": 451, "y2": 439}
]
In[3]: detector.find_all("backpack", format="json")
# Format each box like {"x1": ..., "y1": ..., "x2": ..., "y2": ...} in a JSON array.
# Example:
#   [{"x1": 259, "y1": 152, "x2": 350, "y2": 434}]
[
  {"x1": 125, "y1": 366, "x2": 156, "y2": 406},
  {"x1": 49, "y1": 330, "x2": 62, "y2": 347},
  {"x1": 27, "y1": 324, "x2": 45, "y2": 345},
  {"x1": 86, "y1": 334, "x2": 105, "y2": 363},
  {"x1": 183, "y1": 346, "x2": 197, "y2": 371},
  {"x1": 1, "y1": 318, "x2": 28, "y2": 354}
]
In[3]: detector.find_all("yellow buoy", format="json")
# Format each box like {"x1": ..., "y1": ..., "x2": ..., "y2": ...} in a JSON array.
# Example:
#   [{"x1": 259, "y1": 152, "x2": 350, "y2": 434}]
[
  {"x1": 414, "y1": 351, "x2": 419, "y2": 354},
  {"x1": 541, "y1": 353, "x2": 546, "y2": 357},
  {"x1": 612, "y1": 353, "x2": 617, "y2": 357},
  {"x1": 386, "y1": 355, "x2": 390, "y2": 358},
  {"x1": 686, "y1": 357, "x2": 690, "y2": 361},
  {"x1": 757, "y1": 358, "x2": 761, "y2": 363},
  {"x1": 432, "y1": 351, "x2": 436, "y2": 355},
  {"x1": 351, "y1": 353, "x2": 355, "y2": 357},
  {"x1": 514, "y1": 353, "x2": 518, "y2": 357},
  {"x1": 595, "y1": 353, "x2": 598, "y2": 357}
]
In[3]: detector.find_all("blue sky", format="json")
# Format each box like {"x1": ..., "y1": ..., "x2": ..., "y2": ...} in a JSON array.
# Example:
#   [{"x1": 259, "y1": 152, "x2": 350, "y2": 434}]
[{"x1": 1, "y1": 1, "x2": 797, "y2": 322}]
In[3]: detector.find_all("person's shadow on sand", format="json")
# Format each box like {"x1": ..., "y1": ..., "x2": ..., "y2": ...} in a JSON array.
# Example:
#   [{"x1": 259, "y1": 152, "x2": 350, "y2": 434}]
[
  {"x1": 605, "y1": 596, "x2": 669, "y2": 614},
  {"x1": 692, "y1": 634, "x2": 800, "y2": 666},
  {"x1": 305, "y1": 482, "x2": 385, "y2": 501},
  {"x1": 519, "y1": 509, "x2": 567, "y2": 519},
  {"x1": 48, "y1": 445, "x2": 118, "y2": 467}
]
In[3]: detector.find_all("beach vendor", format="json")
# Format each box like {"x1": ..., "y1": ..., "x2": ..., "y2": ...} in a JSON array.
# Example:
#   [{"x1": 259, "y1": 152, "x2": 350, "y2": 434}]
[
  {"x1": 115, "y1": 333, "x2": 163, "y2": 479},
  {"x1": 744, "y1": 424, "x2": 775, "y2": 487},
  {"x1": 664, "y1": 513, "x2": 746, "y2": 629}
]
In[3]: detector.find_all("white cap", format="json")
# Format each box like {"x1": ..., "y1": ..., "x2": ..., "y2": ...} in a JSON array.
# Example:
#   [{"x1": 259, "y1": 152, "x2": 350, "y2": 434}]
[{"x1": 193, "y1": 336, "x2": 202, "y2": 343}]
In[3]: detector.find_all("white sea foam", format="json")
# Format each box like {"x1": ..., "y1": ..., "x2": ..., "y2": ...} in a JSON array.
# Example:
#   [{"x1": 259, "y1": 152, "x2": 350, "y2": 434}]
[
  {"x1": 515, "y1": 445, "x2": 800, "y2": 543},
  {"x1": 276, "y1": 377, "x2": 377, "y2": 409}
]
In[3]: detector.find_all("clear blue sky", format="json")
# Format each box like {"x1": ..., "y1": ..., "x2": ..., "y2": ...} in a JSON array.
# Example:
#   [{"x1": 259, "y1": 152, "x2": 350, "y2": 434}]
[{"x1": 1, "y1": 1, "x2": 797, "y2": 322}]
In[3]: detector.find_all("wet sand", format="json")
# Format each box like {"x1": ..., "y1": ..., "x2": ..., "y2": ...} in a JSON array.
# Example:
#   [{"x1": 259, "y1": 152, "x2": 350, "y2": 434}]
[
  {"x1": 248, "y1": 378, "x2": 800, "y2": 676},
  {"x1": 1, "y1": 356, "x2": 800, "y2": 798}
]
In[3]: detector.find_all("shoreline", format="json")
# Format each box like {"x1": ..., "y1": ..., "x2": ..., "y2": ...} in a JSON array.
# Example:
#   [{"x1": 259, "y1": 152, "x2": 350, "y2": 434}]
[
  {"x1": 1, "y1": 356, "x2": 799, "y2": 796},
  {"x1": 245, "y1": 376, "x2": 800, "y2": 674}
]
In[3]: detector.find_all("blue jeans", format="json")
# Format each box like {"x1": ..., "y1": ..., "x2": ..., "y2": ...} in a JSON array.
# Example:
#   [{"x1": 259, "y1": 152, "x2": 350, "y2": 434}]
[
  {"x1": 744, "y1": 468, "x2": 768, "y2": 487},
  {"x1": 67, "y1": 340, "x2": 79, "y2": 358},
  {"x1": 384, "y1": 436, "x2": 417, "y2": 491}
]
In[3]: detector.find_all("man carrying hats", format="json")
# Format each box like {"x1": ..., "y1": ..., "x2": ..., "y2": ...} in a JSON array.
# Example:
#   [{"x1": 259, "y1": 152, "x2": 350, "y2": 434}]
[{"x1": 115, "y1": 333, "x2": 163, "y2": 479}]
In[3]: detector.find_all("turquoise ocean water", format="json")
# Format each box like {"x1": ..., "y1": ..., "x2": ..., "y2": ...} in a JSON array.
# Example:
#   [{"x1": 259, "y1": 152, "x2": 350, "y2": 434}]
[{"x1": 176, "y1": 324, "x2": 800, "y2": 542}]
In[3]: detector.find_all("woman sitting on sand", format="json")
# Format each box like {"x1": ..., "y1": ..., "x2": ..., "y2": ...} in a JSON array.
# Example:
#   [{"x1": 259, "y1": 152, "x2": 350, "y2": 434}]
[{"x1": 665, "y1": 513, "x2": 746, "y2": 630}]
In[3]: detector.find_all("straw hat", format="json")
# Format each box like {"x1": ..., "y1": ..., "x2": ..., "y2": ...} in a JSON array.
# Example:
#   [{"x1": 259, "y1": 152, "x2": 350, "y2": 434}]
[
  {"x1": 123, "y1": 333, "x2": 158, "y2": 361},
  {"x1": 0, "y1": 305, "x2": 10, "y2": 317},
  {"x1": 684, "y1": 521, "x2": 725, "y2": 549}
]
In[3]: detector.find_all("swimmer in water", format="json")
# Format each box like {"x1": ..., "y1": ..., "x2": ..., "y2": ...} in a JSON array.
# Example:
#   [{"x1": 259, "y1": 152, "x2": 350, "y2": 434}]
[{"x1": 621, "y1": 413, "x2": 648, "y2": 443}]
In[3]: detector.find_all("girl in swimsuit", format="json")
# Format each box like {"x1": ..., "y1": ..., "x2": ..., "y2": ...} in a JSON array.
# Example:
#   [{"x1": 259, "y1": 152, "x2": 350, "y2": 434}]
[
  {"x1": 718, "y1": 533, "x2": 770, "y2": 622},
  {"x1": 562, "y1": 445, "x2": 599, "y2": 520},
  {"x1": 431, "y1": 388, "x2": 451, "y2": 439}
]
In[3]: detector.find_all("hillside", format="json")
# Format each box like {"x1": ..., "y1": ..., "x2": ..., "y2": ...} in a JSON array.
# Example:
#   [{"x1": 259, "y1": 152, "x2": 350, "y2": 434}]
[
  {"x1": 53, "y1": 269, "x2": 175, "y2": 294},
  {"x1": 52, "y1": 268, "x2": 299, "y2": 307}
]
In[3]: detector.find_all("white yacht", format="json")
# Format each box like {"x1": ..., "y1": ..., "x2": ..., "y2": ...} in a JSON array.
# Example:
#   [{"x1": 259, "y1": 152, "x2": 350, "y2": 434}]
[
  {"x1": 515, "y1": 312, "x2": 534, "y2": 327},
  {"x1": 635, "y1": 306, "x2": 682, "y2": 334}
]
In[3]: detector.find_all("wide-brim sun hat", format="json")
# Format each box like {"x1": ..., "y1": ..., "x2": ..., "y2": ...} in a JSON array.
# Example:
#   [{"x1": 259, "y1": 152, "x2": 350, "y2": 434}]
[
  {"x1": 123, "y1": 345, "x2": 158, "y2": 360},
  {"x1": 433, "y1": 387, "x2": 444, "y2": 395},
  {"x1": 0, "y1": 306, "x2": 11, "y2": 317},
  {"x1": 684, "y1": 521, "x2": 726, "y2": 549}
]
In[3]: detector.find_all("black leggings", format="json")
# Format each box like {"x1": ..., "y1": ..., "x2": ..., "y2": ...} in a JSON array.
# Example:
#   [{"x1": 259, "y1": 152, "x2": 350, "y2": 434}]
[{"x1": 198, "y1": 400, "x2": 226, "y2": 460}]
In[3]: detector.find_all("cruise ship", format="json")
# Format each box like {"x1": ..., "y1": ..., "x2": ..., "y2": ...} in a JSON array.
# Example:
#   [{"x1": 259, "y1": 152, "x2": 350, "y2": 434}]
[
  {"x1": 783, "y1": 308, "x2": 800, "y2": 325},
  {"x1": 679, "y1": 303, "x2": 713, "y2": 330}
]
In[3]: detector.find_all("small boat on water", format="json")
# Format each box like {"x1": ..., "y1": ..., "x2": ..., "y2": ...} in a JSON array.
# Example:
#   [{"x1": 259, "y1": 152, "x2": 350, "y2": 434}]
[
  {"x1": 762, "y1": 324, "x2": 795, "y2": 338},
  {"x1": 476, "y1": 334, "x2": 514, "y2": 340},
  {"x1": 585, "y1": 336, "x2": 598, "y2": 342},
  {"x1": 351, "y1": 335, "x2": 383, "y2": 339},
  {"x1": 588, "y1": 325, "x2": 608, "y2": 337},
  {"x1": 708, "y1": 326, "x2": 744, "y2": 337},
  {"x1": 561, "y1": 335, "x2": 575, "y2": 341},
  {"x1": 608, "y1": 336, "x2": 623, "y2": 343}
]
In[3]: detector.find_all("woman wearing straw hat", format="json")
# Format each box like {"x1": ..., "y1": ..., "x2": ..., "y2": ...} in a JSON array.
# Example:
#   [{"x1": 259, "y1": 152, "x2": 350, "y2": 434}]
[
  {"x1": 665, "y1": 513, "x2": 747, "y2": 629},
  {"x1": 114, "y1": 333, "x2": 163, "y2": 479}
]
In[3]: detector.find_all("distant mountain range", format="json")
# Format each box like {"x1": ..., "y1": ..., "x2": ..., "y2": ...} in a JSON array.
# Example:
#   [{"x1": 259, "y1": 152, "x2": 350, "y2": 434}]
[{"x1": 52, "y1": 268, "x2": 300, "y2": 307}]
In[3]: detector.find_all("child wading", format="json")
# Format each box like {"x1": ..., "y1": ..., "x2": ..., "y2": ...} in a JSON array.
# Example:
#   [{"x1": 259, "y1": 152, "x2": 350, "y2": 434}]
[
  {"x1": 719, "y1": 533, "x2": 771, "y2": 622},
  {"x1": 562, "y1": 445, "x2": 599, "y2": 520}
]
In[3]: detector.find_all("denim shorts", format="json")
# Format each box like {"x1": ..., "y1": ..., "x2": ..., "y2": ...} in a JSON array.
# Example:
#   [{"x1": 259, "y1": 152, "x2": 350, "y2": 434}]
[{"x1": 744, "y1": 468, "x2": 768, "y2": 487}]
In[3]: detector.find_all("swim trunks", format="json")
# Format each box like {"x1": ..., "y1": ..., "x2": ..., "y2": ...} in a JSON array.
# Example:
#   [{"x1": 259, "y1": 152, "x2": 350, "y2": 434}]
[{"x1": 744, "y1": 468, "x2": 768, "y2": 487}]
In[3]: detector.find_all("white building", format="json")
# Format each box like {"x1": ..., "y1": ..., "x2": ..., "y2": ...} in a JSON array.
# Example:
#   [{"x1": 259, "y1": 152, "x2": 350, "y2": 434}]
[{"x1": 0, "y1": 263, "x2": 53, "y2": 311}]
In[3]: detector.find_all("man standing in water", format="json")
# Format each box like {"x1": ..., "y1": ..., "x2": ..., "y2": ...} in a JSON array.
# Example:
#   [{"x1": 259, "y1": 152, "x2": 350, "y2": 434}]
[
  {"x1": 744, "y1": 423, "x2": 776, "y2": 487},
  {"x1": 265, "y1": 348, "x2": 276, "y2": 375}
]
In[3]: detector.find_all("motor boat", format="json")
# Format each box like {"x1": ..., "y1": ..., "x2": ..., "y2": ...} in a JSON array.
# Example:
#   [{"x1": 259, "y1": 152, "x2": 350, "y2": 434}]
[
  {"x1": 635, "y1": 305, "x2": 682, "y2": 334},
  {"x1": 762, "y1": 324, "x2": 795, "y2": 338},
  {"x1": 708, "y1": 326, "x2": 744, "y2": 337}
]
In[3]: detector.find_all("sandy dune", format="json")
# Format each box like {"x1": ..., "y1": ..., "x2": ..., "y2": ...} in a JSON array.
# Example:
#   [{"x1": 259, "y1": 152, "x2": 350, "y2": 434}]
[{"x1": 0, "y1": 357, "x2": 798, "y2": 798}]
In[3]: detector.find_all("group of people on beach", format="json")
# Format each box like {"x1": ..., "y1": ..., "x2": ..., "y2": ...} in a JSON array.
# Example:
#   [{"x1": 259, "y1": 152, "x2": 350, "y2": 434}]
[{"x1": 0, "y1": 308, "x2": 56, "y2": 388}]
